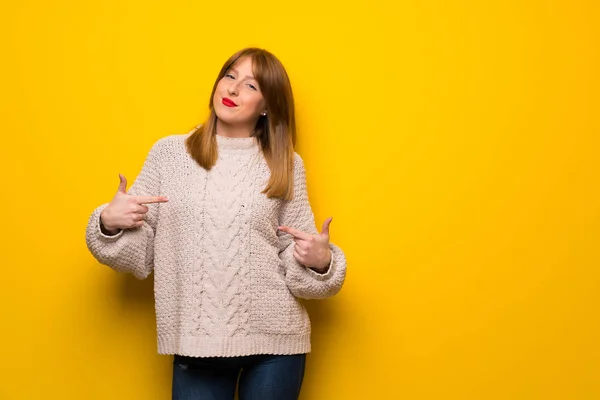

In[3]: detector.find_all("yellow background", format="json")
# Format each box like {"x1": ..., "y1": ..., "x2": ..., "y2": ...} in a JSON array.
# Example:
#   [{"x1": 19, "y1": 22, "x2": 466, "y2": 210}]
[{"x1": 1, "y1": 0, "x2": 598, "y2": 399}]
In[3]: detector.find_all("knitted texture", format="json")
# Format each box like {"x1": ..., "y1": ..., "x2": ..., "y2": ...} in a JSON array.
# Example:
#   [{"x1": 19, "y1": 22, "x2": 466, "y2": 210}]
[{"x1": 85, "y1": 132, "x2": 347, "y2": 357}]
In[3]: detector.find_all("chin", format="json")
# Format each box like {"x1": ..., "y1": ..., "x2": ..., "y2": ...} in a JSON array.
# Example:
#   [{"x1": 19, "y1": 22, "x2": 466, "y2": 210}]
[
  {"x1": 215, "y1": 108, "x2": 254, "y2": 127},
  {"x1": 214, "y1": 109, "x2": 238, "y2": 125}
]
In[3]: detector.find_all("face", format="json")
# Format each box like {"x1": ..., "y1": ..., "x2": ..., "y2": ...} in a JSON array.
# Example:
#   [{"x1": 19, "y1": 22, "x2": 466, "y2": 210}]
[{"x1": 213, "y1": 57, "x2": 266, "y2": 128}]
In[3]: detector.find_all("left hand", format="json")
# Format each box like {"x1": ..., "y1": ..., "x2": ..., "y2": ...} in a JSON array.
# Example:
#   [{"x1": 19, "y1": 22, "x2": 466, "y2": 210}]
[{"x1": 278, "y1": 217, "x2": 333, "y2": 273}]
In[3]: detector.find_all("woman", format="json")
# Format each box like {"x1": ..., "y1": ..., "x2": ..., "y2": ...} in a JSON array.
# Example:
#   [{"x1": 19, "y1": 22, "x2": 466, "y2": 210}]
[{"x1": 85, "y1": 47, "x2": 347, "y2": 399}]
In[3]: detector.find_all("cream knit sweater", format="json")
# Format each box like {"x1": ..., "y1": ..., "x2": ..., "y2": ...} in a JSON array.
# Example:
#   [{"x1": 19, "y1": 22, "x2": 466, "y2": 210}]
[{"x1": 85, "y1": 132, "x2": 347, "y2": 357}]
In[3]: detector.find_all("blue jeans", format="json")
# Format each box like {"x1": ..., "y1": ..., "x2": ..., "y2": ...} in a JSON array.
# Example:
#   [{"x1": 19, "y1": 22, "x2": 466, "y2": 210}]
[{"x1": 172, "y1": 353, "x2": 306, "y2": 400}]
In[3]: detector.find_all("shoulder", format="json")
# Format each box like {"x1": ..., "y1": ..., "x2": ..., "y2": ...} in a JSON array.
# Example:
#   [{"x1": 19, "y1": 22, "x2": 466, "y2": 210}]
[
  {"x1": 291, "y1": 152, "x2": 308, "y2": 183},
  {"x1": 151, "y1": 133, "x2": 189, "y2": 150},
  {"x1": 292, "y1": 152, "x2": 306, "y2": 170},
  {"x1": 146, "y1": 133, "x2": 191, "y2": 158}
]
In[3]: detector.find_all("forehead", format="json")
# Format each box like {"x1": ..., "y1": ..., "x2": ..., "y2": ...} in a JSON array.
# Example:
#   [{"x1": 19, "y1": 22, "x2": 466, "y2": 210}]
[{"x1": 229, "y1": 56, "x2": 255, "y2": 75}]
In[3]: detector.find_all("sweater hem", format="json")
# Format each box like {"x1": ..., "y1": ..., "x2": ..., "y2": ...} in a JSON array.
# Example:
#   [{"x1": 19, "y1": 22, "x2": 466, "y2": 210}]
[{"x1": 157, "y1": 333, "x2": 311, "y2": 357}]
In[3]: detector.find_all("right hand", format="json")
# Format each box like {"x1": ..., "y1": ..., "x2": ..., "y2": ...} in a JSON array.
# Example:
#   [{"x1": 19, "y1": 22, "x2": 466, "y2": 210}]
[{"x1": 100, "y1": 174, "x2": 168, "y2": 234}]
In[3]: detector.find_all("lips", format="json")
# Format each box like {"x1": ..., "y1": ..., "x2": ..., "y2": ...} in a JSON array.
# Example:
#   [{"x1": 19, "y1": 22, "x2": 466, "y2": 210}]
[{"x1": 222, "y1": 97, "x2": 237, "y2": 107}]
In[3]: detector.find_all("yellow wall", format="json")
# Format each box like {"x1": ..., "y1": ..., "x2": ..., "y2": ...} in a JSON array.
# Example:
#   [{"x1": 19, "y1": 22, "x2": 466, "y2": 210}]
[{"x1": 1, "y1": 1, "x2": 598, "y2": 399}]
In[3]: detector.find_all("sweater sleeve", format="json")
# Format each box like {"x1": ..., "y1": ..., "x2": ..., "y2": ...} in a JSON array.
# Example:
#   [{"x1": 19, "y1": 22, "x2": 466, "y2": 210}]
[
  {"x1": 85, "y1": 140, "x2": 163, "y2": 280},
  {"x1": 278, "y1": 154, "x2": 347, "y2": 300}
]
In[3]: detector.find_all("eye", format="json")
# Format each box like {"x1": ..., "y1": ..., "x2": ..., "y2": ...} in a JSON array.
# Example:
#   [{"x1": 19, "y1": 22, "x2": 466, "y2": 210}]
[
  {"x1": 225, "y1": 74, "x2": 235, "y2": 79},
  {"x1": 247, "y1": 83, "x2": 258, "y2": 91}
]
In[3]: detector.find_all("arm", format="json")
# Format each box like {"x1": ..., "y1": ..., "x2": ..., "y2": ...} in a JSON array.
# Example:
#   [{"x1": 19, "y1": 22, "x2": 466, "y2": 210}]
[
  {"x1": 85, "y1": 140, "x2": 163, "y2": 280},
  {"x1": 278, "y1": 154, "x2": 347, "y2": 299}
]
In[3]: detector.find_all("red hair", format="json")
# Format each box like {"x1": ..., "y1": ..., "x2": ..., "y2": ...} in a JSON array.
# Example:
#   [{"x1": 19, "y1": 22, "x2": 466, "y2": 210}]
[{"x1": 185, "y1": 47, "x2": 297, "y2": 200}]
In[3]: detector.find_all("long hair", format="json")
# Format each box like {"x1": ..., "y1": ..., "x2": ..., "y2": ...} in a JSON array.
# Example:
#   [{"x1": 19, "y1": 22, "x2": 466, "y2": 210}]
[{"x1": 185, "y1": 48, "x2": 297, "y2": 200}]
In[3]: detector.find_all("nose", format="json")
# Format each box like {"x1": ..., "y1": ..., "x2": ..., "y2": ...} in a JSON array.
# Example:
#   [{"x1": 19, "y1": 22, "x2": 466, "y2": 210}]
[{"x1": 227, "y1": 81, "x2": 239, "y2": 96}]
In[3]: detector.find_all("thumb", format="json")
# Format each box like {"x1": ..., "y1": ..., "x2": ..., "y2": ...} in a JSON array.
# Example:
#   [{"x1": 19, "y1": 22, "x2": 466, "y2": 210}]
[
  {"x1": 117, "y1": 174, "x2": 128, "y2": 194},
  {"x1": 320, "y1": 217, "x2": 333, "y2": 237}
]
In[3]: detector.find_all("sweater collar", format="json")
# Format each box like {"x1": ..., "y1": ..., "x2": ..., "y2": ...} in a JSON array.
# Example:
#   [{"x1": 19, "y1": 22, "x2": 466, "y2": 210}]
[{"x1": 215, "y1": 134, "x2": 259, "y2": 153}]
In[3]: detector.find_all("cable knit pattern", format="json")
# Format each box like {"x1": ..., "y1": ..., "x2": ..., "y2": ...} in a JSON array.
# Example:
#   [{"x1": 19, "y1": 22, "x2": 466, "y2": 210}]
[{"x1": 85, "y1": 132, "x2": 347, "y2": 357}]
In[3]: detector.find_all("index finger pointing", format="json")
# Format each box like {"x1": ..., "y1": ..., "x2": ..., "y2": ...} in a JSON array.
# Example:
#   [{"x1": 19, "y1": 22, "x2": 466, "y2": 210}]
[
  {"x1": 134, "y1": 195, "x2": 169, "y2": 204},
  {"x1": 277, "y1": 225, "x2": 312, "y2": 240}
]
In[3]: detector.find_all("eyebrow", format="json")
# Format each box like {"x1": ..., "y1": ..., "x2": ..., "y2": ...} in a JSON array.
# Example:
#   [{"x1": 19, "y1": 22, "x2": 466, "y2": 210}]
[{"x1": 229, "y1": 67, "x2": 256, "y2": 81}]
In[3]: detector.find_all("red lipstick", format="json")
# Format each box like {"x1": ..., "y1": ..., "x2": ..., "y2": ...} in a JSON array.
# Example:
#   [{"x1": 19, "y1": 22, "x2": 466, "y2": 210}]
[{"x1": 222, "y1": 97, "x2": 237, "y2": 107}]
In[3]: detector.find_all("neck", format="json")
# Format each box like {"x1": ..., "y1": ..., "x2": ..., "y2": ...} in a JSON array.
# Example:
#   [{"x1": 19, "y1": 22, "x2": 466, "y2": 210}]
[{"x1": 216, "y1": 119, "x2": 256, "y2": 138}]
